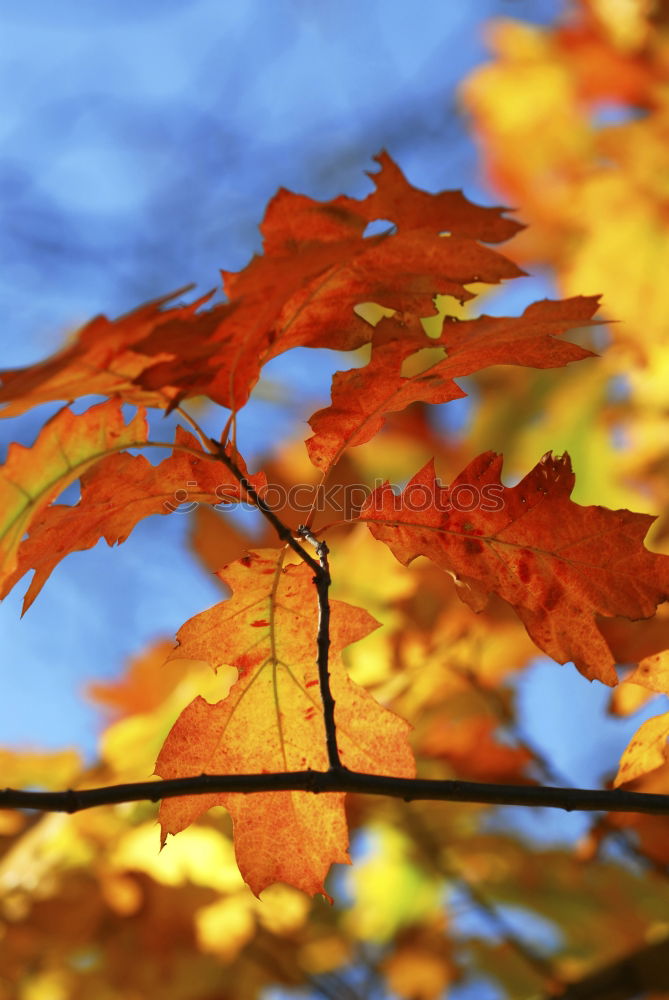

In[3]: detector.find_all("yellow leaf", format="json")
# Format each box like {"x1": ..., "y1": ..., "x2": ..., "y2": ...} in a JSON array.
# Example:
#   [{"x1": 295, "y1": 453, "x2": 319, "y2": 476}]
[
  {"x1": 627, "y1": 650, "x2": 669, "y2": 694},
  {"x1": 110, "y1": 822, "x2": 244, "y2": 893},
  {"x1": 615, "y1": 713, "x2": 669, "y2": 786},
  {"x1": 194, "y1": 896, "x2": 256, "y2": 960},
  {"x1": 343, "y1": 825, "x2": 443, "y2": 943}
]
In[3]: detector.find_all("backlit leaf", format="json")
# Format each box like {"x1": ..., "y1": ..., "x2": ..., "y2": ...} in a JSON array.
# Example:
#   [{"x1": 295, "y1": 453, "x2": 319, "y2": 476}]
[
  {"x1": 3, "y1": 427, "x2": 264, "y2": 612},
  {"x1": 615, "y1": 713, "x2": 669, "y2": 787},
  {"x1": 307, "y1": 297, "x2": 599, "y2": 474},
  {"x1": 0, "y1": 399, "x2": 147, "y2": 590},
  {"x1": 0, "y1": 288, "x2": 216, "y2": 417},
  {"x1": 359, "y1": 451, "x2": 669, "y2": 684},
  {"x1": 156, "y1": 549, "x2": 415, "y2": 897}
]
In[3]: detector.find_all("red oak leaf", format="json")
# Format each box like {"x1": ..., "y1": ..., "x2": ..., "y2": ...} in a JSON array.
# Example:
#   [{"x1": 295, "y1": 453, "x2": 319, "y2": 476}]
[
  {"x1": 2, "y1": 155, "x2": 527, "y2": 419},
  {"x1": 0, "y1": 288, "x2": 217, "y2": 417},
  {"x1": 333, "y1": 150, "x2": 524, "y2": 242},
  {"x1": 358, "y1": 451, "x2": 669, "y2": 685},
  {"x1": 307, "y1": 297, "x2": 599, "y2": 474}
]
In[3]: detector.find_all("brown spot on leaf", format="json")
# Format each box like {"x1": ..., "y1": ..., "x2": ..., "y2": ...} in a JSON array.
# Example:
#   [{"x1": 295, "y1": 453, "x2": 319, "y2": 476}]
[
  {"x1": 544, "y1": 585, "x2": 561, "y2": 611},
  {"x1": 518, "y1": 559, "x2": 531, "y2": 584}
]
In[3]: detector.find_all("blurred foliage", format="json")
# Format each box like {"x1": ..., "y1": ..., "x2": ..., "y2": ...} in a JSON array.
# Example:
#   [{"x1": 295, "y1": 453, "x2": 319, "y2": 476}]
[{"x1": 5, "y1": 0, "x2": 669, "y2": 997}]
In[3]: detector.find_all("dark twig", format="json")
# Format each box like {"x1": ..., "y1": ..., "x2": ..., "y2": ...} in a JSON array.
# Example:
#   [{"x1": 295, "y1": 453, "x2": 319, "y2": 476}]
[
  {"x1": 454, "y1": 870, "x2": 564, "y2": 993},
  {"x1": 297, "y1": 525, "x2": 340, "y2": 770},
  {"x1": 550, "y1": 934, "x2": 669, "y2": 999},
  {"x1": 402, "y1": 807, "x2": 564, "y2": 993},
  {"x1": 206, "y1": 436, "x2": 340, "y2": 769},
  {"x1": 455, "y1": 664, "x2": 669, "y2": 878},
  {"x1": 208, "y1": 437, "x2": 320, "y2": 574},
  {"x1": 4, "y1": 771, "x2": 669, "y2": 815}
]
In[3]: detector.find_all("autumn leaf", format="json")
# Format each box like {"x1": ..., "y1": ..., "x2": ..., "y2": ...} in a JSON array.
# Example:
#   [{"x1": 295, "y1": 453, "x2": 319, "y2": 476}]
[
  {"x1": 0, "y1": 399, "x2": 149, "y2": 590},
  {"x1": 147, "y1": 208, "x2": 524, "y2": 410},
  {"x1": 608, "y1": 676, "x2": 656, "y2": 718},
  {"x1": 190, "y1": 504, "x2": 261, "y2": 579},
  {"x1": 88, "y1": 640, "x2": 183, "y2": 719},
  {"x1": 419, "y1": 714, "x2": 533, "y2": 784},
  {"x1": 333, "y1": 149, "x2": 523, "y2": 242},
  {"x1": 358, "y1": 450, "x2": 669, "y2": 684},
  {"x1": 306, "y1": 317, "x2": 464, "y2": 473},
  {"x1": 156, "y1": 548, "x2": 415, "y2": 897},
  {"x1": 307, "y1": 297, "x2": 599, "y2": 474},
  {"x1": 625, "y1": 650, "x2": 669, "y2": 695},
  {"x1": 615, "y1": 713, "x2": 669, "y2": 787},
  {"x1": 2, "y1": 154, "x2": 528, "y2": 419},
  {"x1": 2, "y1": 427, "x2": 264, "y2": 612},
  {"x1": 0, "y1": 288, "x2": 219, "y2": 417},
  {"x1": 435, "y1": 295, "x2": 599, "y2": 370}
]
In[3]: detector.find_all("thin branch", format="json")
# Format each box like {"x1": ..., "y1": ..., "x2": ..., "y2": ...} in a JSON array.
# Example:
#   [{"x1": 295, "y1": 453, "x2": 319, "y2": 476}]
[
  {"x1": 4, "y1": 770, "x2": 669, "y2": 815},
  {"x1": 402, "y1": 806, "x2": 564, "y2": 992},
  {"x1": 455, "y1": 663, "x2": 669, "y2": 878},
  {"x1": 297, "y1": 525, "x2": 340, "y2": 770},
  {"x1": 453, "y1": 872, "x2": 564, "y2": 992},
  {"x1": 549, "y1": 933, "x2": 669, "y2": 999},
  {"x1": 206, "y1": 437, "x2": 341, "y2": 770},
  {"x1": 208, "y1": 436, "x2": 320, "y2": 573}
]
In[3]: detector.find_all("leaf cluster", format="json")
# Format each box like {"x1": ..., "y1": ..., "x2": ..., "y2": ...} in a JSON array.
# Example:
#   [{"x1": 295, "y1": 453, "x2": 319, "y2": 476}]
[{"x1": 4, "y1": 21, "x2": 669, "y2": 990}]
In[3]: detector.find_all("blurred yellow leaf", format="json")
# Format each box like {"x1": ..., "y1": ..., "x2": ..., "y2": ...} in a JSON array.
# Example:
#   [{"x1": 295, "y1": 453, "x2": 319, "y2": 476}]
[
  {"x1": 343, "y1": 825, "x2": 443, "y2": 943},
  {"x1": 195, "y1": 895, "x2": 256, "y2": 960},
  {"x1": 110, "y1": 822, "x2": 244, "y2": 893},
  {"x1": 615, "y1": 713, "x2": 669, "y2": 786}
]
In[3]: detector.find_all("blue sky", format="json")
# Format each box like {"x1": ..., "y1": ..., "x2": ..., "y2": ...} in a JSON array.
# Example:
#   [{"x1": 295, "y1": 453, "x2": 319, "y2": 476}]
[{"x1": 2, "y1": 0, "x2": 645, "y2": 805}]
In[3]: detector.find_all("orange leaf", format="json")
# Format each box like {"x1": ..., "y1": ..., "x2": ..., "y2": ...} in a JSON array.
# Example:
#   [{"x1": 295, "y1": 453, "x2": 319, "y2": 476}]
[
  {"x1": 597, "y1": 604, "x2": 669, "y2": 666},
  {"x1": 2, "y1": 427, "x2": 264, "y2": 612},
  {"x1": 307, "y1": 297, "x2": 599, "y2": 473},
  {"x1": 155, "y1": 548, "x2": 415, "y2": 897},
  {"x1": 358, "y1": 451, "x2": 669, "y2": 685},
  {"x1": 335, "y1": 149, "x2": 523, "y2": 242},
  {"x1": 190, "y1": 504, "x2": 260, "y2": 579},
  {"x1": 157, "y1": 229, "x2": 522, "y2": 410},
  {"x1": 420, "y1": 714, "x2": 533, "y2": 784},
  {"x1": 436, "y1": 295, "x2": 599, "y2": 370},
  {"x1": 88, "y1": 640, "x2": 180, "y2": 718},
  {"x1": 0, "y1": 287, "x2": 217, "y2": 417},
  {"x1": 2, "y1": 156, "x2": 527, "y2": 418},
  {"x1": 306, "y1": 317, "x2": 463, "y2": 473},
  {"x1": 0, "y1": 400, "x2": 148, "y2": 591}
]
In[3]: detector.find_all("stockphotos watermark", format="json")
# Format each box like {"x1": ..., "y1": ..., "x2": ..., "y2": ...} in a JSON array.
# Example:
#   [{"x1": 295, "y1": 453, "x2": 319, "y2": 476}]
[{"x1": 163, "y1": 480, "x2": 504, "y2": 515}]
